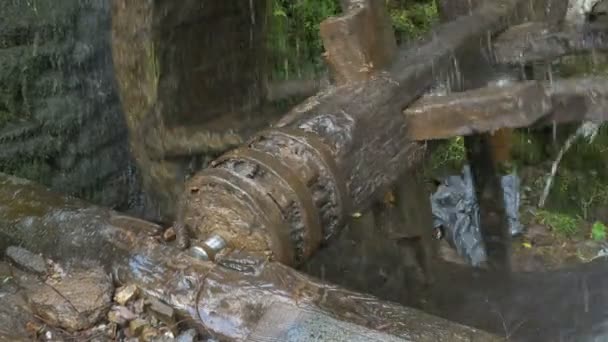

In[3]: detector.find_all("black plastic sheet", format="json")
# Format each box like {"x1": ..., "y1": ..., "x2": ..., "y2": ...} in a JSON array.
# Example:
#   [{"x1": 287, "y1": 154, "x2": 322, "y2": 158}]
[{"x1": 431, "y1": 165, "x2": 522, "y2": 266}]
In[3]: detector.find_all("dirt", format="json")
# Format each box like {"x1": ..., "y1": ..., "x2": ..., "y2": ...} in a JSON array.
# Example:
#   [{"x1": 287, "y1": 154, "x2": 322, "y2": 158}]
[{"x1": 0, "y1": 250, "x2": 207, "y2": 342}]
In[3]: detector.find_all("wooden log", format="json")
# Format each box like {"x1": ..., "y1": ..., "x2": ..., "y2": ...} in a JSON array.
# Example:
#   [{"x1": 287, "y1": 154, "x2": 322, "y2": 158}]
[
  {"x1": 493, "y1": 22, "x2": 608, "y2": 65},
  {"x1": 0, "y1": 173, "x2": 500, "y2": 341},
  {"x1": 279, "y1": 0, "x2": 553, "y2": 209},
  {"x1": 173, "y1": 0, "x2": 565, "y2": 266}
]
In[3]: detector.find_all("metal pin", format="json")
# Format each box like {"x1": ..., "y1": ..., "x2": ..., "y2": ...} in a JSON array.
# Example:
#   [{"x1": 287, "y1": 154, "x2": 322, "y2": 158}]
[
  {"x1": 188, "y1": 234, "x2": 227, "y2": 262},
  {"x1": 188, "y1": 245, "x2": 210, "y2": 261},
  {"x1": 204, "y1": 234, "x2": 227, "y2": 254}
]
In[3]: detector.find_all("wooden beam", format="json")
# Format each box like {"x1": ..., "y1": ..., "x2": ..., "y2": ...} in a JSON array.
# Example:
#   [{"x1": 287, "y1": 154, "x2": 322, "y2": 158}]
[
  {"x1": 320, "y1": 0, "x2": 397, "y2": 84},
  {"x1": 404, "y1": 81, "x2": 551, "y2": 140},
  {"x1": 403, "y1": 77, "x2": 608, "y2": 141},
  {"x1": 493, "y1": 22, "x2": 608, "y2": 64},
  {"x1": 543, "y1": 76, "x2": 608, "y2": 125}
]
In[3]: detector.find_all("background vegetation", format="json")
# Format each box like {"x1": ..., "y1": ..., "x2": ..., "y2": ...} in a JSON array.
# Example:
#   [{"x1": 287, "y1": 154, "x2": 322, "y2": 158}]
[{"x1": 267, "y1": 0, "x2": 437, "y2": 80}]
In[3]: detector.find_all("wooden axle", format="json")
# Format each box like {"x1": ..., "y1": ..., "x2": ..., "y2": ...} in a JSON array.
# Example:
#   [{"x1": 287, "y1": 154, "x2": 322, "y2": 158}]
[{"x1": 172, "y1": 0, "x2": 568, "y2": 268}]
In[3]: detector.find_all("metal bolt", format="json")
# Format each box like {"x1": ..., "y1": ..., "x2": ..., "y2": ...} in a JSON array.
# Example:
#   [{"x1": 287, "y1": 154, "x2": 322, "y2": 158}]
[
  {"x1": 188, "y1": 245, "x2": 210, "y2": 261},
  {"x1": 203, "y1": 234, "x2": 227, "y2": 254},
  {"x1": 188, "y1": 234, "x2": 227, "y2": 262}
]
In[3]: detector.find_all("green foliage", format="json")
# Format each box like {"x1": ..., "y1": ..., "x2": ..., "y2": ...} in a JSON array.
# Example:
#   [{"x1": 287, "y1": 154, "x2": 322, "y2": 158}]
[
  {"x1": 268, "y1": 0, "x2": 340, "y2": 80},
  {"x1": 429, "y1": 137, "x2": 466, "y2": 171},
  {"x1": 511, "y1": 130, "x2": 545, "y2": 166},
  {"x1": 534, "y1": 209, "x2": 580, "y2": 237},
  {"x1": 591, "y1": 221, "x2": 607, "y2": 241},
  {"x1": 527, "y1": 124, "x2": 608, "y2": 219},
  {"x1": 267, "y1": 0, "x2": 438, "y2": 79},
  {"x1": 387, "y1": 0, "x2": 437, "y2": 43}
]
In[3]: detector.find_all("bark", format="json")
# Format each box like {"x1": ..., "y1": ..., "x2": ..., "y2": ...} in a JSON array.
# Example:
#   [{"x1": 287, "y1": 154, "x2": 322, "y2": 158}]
[{"x1": 0, "y1": 173, "x2": 500, "y2": 341}]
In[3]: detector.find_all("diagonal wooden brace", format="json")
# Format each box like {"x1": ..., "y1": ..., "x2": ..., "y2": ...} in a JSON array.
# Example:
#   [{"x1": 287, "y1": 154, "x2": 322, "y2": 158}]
[
  {"x1": 493, "y1": 21, "x2": 608, "y2": 64},
  {"x1": 404, "y1": 77, "x2": 608, "y2": 141}
]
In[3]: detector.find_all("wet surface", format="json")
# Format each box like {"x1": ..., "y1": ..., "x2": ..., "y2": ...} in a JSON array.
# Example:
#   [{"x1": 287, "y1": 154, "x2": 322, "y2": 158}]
[
  {"x1": 416, "y1": 257, "x2": 608, "y2": 341},
  {"x1": 304, "y1": 201, "x2": 608, "y2": 342}
]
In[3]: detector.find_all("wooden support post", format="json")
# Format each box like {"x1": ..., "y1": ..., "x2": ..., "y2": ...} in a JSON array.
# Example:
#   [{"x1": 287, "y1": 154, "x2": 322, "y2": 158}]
[
  {"x1": 320, "y1": 0, "x2": 397, "y2": 84},
  {"x1": 464, "y1": 135, "x2": 512, "y2": 270},
  {"x1": 436, "y1": 0, "x2": 518, "y2": 271},
  {"x1": 317, "y1": 0, "x2": 436, "y2": 285}
]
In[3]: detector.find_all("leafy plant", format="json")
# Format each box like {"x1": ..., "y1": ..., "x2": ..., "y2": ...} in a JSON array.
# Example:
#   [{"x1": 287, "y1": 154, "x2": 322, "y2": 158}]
[
  {"x1": 268, "y1": 0, "x2": 340, "y2": 80},
  {"x1": 591, "y1": 221, "x2": 607, "y2": 241},
  {"x1": 535, "y1": 209, "x2": 580, "y2": 237},
  {"x1": 429, "y1": 137, "x2": 466, "y2": 170},
  {"x1": 387, "y1": 0, "x2": 437, "y2": 43}
]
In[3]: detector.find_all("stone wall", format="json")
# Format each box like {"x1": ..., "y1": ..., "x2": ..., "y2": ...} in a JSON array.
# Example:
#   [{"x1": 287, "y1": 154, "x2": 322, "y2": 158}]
[{"x1": 0, "y1": 0, "x2": 137, "y2": 210}]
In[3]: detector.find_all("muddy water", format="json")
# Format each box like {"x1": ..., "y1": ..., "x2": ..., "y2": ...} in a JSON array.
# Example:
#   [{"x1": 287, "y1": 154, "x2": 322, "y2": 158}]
[
  {"x1": 408, "y1": 258, "x2": 608, "y2": 341},
  {"x1": 305, "y1": 208, "x2": 608, "y2": 341}
]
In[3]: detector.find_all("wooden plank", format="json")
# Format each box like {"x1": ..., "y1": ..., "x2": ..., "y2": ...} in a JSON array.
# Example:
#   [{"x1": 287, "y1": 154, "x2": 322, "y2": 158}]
[
  {"x1": 543, "y1": 77, "x2": 608, "y2": 125},
  {"x1": 403, "y1": 77, "x2": 608, "y2": 142},
  {"x1": 320, "y1": 0, "x2": 397, "y2": 84},
  {"x1": 404, "y1": 81, "x2": 551, "y2": 140}
]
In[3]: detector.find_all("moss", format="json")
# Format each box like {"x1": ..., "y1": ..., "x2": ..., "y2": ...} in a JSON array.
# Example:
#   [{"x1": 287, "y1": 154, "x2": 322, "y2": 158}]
[
  {"x1": 591, "y1": 221, "x2": 607, "y2": 241},
  {"x1": 0, "y1": 110, "x2": 16, "y2": 127}
]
